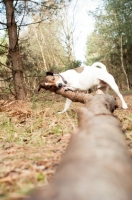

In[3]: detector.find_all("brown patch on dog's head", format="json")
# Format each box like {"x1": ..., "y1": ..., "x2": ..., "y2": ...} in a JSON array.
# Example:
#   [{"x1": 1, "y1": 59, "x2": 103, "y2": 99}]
[
  {"x1": 45, "y1": 72, "x2": 60, "y2": 87},
  {"x1": 74, "y1": 67, "x2": 84, "y2": 73},
  {"x1": 38, "y1": 72, "x2": 61, "y2": 92},
  {"x1": 38, "y1": 79, "x2": 57, "y2": 92},
  {"x1": 46, "y1": 71, "x2": 54, "y2": 76}
]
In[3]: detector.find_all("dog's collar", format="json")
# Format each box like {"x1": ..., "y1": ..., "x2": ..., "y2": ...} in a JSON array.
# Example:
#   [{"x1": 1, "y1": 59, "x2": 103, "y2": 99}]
[
  {"x1": 54, "y1": 74, "x2": 67, "y2": 84},
  {"x1": 59, "y1": 74, "x2": 67, "y2": 84}
]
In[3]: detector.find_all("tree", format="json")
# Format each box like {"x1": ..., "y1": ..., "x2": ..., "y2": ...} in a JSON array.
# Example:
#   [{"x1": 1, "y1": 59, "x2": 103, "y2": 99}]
[
  {"x1": 3, "y1": 0, "x2": 26, "y2": 100},
  {"x1": 0, "y1": 0, "x2": 66, "y2": 99},
  {"x1": 86, "y1": 0, "x2": 132, "y2": 89},
  {"x1": 19, "y1": 2, "x2": 77, "y2": 74}
]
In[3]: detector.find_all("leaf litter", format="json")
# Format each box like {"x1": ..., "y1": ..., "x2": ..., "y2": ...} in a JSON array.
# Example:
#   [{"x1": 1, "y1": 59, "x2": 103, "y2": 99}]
[{"x1": 0, "y1": 92, "x2": 132, "y2": 200}]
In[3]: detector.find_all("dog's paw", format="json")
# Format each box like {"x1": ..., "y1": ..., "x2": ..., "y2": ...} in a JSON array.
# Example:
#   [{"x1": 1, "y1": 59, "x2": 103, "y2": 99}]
[
  {"x1": 57, "y1": 111, "x2": 65, "y2": 114},
  {"x1": 64, "y1": 87, "x2": 69, "y2": 91},
  {"x1": 64, "y1": 87, "x2": 74, "y2": 91},
  {"x1": 122, "y1": 104, "x2": 128, "y2": 109}
]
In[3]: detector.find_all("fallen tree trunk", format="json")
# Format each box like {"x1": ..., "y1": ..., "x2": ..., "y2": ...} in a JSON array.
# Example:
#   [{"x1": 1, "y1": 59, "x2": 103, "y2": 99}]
[{"x1": 28, "y1": 88, "x2": 132, "y2": 200}]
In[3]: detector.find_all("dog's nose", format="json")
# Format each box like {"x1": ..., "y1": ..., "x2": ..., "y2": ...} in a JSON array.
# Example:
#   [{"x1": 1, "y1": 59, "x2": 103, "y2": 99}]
[{"x1": 58, "y1": 83, "x2": 62, "y2": 88}]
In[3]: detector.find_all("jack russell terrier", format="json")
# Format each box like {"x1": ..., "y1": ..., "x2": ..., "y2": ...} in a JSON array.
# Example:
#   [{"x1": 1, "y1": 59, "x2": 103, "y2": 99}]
[{"x1": 44, "y1": 62, "x2": 128, "y2": 113}]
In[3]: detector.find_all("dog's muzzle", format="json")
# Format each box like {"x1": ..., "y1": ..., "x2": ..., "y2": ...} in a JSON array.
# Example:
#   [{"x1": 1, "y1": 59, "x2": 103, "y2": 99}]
[{"x1": 58, "y1": 83, "x2": 63, "y2": 88}]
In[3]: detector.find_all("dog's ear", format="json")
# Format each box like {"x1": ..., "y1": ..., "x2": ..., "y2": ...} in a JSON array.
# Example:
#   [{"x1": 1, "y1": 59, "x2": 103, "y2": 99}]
[{"x1": 46, "y1": 71, "x2": 54, "y2": 76}]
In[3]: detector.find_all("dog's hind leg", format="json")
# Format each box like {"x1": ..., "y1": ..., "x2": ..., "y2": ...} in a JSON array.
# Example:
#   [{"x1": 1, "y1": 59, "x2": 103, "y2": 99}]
[
  {"x1": 110, "y1": 84, "x2": 128, "y2": 109},
  {"x1": 58, "y1": 98, "x2": 72, "y2": 114},
  {"x1": 100, "y1": 77, "x2": 128, "y2": 109}
]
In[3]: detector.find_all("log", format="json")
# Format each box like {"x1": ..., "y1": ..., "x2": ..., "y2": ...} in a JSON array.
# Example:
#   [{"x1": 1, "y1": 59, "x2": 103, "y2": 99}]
[{"x1": 28, "y1": 93, "x2": 132, "y2": 200}]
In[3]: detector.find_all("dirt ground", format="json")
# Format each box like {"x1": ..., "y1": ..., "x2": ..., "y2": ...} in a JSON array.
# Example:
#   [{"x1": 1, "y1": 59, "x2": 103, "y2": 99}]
[{"x1": 0, "y1": 91, "x2": 132, "y2": 200}]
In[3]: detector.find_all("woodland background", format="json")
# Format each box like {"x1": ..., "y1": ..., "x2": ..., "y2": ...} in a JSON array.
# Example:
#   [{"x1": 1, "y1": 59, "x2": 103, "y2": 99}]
[
  {"x1": 0, "y1": 0, "x2": 132, "y2": 100},
  {"x1": 0, "y1": 0, "x2": 132, "y2": 200}
]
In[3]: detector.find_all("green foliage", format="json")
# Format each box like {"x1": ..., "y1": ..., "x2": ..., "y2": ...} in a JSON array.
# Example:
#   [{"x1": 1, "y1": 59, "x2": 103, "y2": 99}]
[
  {"x1": 66, "y1": 60, "x2": 82, "y2": 70},
  {"x1": 86, "y1": 0, "x2": 132, "y2": 88},
  {"x1": 0, "y1": 32, "x2": 8, "y2": 71},
  {"x1": 37, "y1": 172, "x2": 45, "y2": 182},
  {"x1": 0, "y1": 0, "x2": 74, "y2": 99}
]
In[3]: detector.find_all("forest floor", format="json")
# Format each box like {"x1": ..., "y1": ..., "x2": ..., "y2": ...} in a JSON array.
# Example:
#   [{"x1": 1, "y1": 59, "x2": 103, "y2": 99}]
[{"x1": 0, "y1": 90, "x2": 132, "y2": 200}]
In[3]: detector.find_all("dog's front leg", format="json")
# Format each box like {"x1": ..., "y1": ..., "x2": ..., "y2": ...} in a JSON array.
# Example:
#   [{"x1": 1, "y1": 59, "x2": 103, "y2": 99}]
[{"x1": 58, "y1": 98, "x2": 72, "y2": 114}]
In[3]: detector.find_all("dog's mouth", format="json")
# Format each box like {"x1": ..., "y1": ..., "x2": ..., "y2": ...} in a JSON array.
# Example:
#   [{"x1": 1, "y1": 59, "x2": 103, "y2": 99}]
[
  {"x1": 58, "y1": 83, "x2": 63, "y2": 88},
  {"x1": 57, "y1": 83, "x2": 66, "y2": 88}
]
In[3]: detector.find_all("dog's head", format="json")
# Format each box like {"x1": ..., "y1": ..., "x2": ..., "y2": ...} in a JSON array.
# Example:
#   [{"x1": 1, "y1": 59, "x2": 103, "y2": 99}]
[
  {"x1": 38, "y1": 71, "x2": 67, "y2": 92},
  {"x1": 45, "y1": 71, "x2": 67, "y2": 88}
]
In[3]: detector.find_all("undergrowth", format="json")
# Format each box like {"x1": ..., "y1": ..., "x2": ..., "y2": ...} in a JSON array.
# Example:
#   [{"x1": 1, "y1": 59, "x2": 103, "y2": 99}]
[{"x1": 0, "y1": 91, "x2": 132, "y2": 200}]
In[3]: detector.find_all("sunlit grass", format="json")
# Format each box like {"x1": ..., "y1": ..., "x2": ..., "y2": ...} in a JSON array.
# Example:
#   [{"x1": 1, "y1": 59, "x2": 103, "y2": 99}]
[
  {"x1": 0, "y1": 91, "x2": 131, "y2": 200},
  {"x1": 0, "y1": 95, "x2": 78, "y2": 200}
]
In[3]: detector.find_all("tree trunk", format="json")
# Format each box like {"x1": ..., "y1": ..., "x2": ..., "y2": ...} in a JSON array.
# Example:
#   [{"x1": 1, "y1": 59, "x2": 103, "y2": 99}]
[
  {"x1": 120, "y1": 34, "x2": 130, "y2": 90},
  {"x1": 3, "y1": 0, "x2": 26, "y2": 100},
  {"x1": 33, "y1": 27, "x2": 48, "y2": 71}
]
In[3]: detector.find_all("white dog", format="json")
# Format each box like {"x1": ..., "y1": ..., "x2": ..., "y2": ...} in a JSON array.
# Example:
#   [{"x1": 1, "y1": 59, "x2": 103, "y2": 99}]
[{"x1": 45, "y1": 62, "x2": 128, "y2": 113}]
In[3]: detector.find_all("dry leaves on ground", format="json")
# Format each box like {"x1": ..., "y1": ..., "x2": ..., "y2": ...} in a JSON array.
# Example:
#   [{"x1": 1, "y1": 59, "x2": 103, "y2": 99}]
[{"x1": 0, "y1": 92, "x2": 132, "y2": 200}]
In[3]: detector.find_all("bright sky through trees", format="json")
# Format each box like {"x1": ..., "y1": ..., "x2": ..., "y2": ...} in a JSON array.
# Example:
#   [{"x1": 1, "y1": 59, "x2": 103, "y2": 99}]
[{"x1": 68, "y1": 0, "x2": 98, "y2": 62}]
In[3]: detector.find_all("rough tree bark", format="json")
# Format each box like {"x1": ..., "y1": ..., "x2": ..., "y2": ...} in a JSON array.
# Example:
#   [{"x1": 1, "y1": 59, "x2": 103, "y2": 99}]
[
  {"x1": 28, "y1": 82, "x2": 132, "y2": 200},
  {"x1": 3, "y1": 0, "x2": 26, "y2": 100}
]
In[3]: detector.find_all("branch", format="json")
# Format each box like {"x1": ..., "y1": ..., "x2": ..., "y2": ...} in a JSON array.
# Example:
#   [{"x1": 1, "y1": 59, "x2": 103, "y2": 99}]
[
  {"x1": 0, "y1": 61, "x2": 13, "y2": 70},
  {"x1": 0, "y1": 76, "x2": 12, "y2": 82},
  {"x1": 17, "y1": 1, "x2": 27, "y2": 39},
  {"x1": 18, "y1": 17, "x2": 49, "y2": 27},
  {"x1": 0, "y1": 44, "x2": 8, "y2": 49},
  {"x1": 0, "y1": 21, "x2": 7, "y2": 26}
]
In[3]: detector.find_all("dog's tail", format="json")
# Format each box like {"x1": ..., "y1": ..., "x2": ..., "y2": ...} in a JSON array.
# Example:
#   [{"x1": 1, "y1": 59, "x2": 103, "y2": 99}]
[{"x1": 92, "y1": 62, "x2": 107, "y2": 71}]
